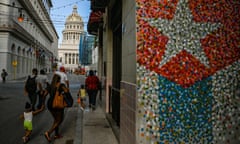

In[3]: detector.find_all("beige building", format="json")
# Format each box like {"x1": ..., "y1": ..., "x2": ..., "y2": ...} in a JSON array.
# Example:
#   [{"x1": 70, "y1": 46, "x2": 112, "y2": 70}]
[
  {"x1": 0, "y1": 0, "x2": 58, "y2": 79},
  {"x1": 58, "y1": 5, "x2": 84, "y2": 72}
]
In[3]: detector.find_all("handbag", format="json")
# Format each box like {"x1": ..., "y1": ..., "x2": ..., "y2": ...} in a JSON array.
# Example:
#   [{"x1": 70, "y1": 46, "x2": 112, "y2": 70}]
[
  {"x1": 52, "y1": 86, "x2": 67, "y2": 109},
  {"x1": 63, "y1": 92, "x2": 73, "y2": 107}
]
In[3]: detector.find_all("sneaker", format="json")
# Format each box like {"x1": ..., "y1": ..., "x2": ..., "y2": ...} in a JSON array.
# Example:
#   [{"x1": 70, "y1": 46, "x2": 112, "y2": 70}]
[
  {"x1": 85, "y1": 108, "x2": 90, "y2": 112},
  {"x1": 22, "y1": 136, "x2": 29, "y2": 143},
  {"x1": 22, "y1": 136, "x2": 26, "y2": 143},
  {"x1": 92, "y1": 105, "x2": 96, "y2": 111}
]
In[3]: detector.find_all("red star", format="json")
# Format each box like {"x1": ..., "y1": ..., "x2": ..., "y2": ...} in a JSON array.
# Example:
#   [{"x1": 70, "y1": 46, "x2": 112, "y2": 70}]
[{"x1": 137, "y1": 0, "x2": 240, "y2": 87}]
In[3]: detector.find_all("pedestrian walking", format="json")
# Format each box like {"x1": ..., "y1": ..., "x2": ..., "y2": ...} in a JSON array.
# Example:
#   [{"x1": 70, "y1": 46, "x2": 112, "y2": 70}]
[
  {"x1": 37, "y1": 69, "x2": 49, "y2": 109},
  {"x1": 55, "y1": 66, "x2": 69, "y2": 88},
  {"x1": 19, "y1": 102, "x2": 44, "y2": 143},
  {"x1": 24, "y1": 68, "x2": 38, "y2": 111},
  {"x1": 77, "y1": 84, "x2": 86, "y2": 110},
  {"x1": 44, "y1": 74, "x2": 69, "y2": 142},
  {"x1": 1, "y1": 69, "x2": 8, "y2": 83},
  {"x1": 85, "y1": 70, "x2": 100, "y2": 110}
]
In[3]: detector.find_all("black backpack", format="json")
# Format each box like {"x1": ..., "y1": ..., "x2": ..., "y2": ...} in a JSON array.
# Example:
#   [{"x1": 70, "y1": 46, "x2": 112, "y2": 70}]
[{"x1": 25, "y1": 75, "x2": 37, "y2": 93}]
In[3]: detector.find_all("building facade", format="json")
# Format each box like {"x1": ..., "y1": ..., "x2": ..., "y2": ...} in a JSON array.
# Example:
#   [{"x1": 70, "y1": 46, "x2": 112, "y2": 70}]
[
  {"x1": 58, "y1": 5, "x2": 85, "y2": 72},
  {"x1": 79, "y1": 34, "x2": 96, "y2": 67},
  {"x1": 0, "y1": 0, "x2": 58, "y2": 80},
  {"x1": 88, "y1": 0, "x2": 240, "y2": 144}
]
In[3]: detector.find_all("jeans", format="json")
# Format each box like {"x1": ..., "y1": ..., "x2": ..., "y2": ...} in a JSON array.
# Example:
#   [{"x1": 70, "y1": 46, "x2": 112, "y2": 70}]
[
  {"x1": 87, "y1": 90, "x2": 98, "y2": 107},
  {"x1": 28, "y1": 92, "x2": 37, "y2": 110},
  {"x1": 37, "y1": 90, "x2": 45, "y2": 109},
  {"x1": 2, "y1": 77, "x2": 6, "y2": 83}
]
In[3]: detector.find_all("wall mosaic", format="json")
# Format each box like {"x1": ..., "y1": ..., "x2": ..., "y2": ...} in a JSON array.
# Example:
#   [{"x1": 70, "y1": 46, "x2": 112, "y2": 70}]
[{"x1": 136, "y1": 0, "x2": 240, "y2": 143}]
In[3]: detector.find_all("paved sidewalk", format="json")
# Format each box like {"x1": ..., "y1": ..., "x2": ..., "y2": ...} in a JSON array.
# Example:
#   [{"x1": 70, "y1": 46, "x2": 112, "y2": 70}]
[
  {"x1": 54, "y1": 99, "x2": 119, "y2": 144},
  {"x1": 54, "y1": 104, "x2": 119, "y2": 144},
  {"x1": 82, "y1": 106, "x2": 118, "y2": 144}
]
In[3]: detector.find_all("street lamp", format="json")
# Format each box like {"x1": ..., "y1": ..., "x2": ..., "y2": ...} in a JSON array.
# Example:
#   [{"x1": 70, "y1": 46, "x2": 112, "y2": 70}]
[{"x1": 18, "y1": 8, "x2": 24, "y2": 22}]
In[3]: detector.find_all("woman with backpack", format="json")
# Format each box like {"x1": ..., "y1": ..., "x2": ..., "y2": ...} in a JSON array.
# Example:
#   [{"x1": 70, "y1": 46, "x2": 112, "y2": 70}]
[
  {"x1": 24, "y1": 68, "x2": 38, "y2": 111},
  {"x1": 44, "y1": 73, "x2": 70, "y2": 142}
]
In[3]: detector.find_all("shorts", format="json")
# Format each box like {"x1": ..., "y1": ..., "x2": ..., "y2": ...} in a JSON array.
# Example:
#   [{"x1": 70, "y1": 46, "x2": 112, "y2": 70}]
[
  {"x1": 80, "y1": 98, "x2": 86, "y2": 101},
  {"x1": 24, "y1": 120, "x2": 32, "y2": 131}
]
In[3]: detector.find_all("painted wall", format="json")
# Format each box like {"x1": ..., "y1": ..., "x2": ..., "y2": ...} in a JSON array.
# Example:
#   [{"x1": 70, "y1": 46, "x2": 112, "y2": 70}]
[{"x1": 136, "y1": 0, "x2": 240, "y2": 143}]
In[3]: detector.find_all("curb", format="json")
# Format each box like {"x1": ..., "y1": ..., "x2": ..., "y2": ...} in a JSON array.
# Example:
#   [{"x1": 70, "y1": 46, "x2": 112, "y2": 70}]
[{"x1": 74, "y1": 105, "x2": 83, "y2": 144}]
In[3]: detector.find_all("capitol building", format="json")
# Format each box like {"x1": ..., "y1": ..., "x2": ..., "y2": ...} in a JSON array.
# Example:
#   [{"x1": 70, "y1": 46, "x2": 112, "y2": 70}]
[{"x1": 58, "y1": 5, "x2": 85, "y2": 72}]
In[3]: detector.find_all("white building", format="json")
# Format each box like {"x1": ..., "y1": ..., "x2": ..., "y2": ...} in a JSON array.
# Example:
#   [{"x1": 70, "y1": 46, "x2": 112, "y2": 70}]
[
  {"x1": 0, "y1": 0, "x2": 58, "y2": 80},
  {"x1": 58, "y1": 5, "x2": 85, "y2": 72}
]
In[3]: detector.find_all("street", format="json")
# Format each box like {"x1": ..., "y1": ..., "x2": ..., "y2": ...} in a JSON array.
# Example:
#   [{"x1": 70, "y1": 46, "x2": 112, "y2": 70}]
[{"x1": 0, "y1": 73, "x2": 86, "y2": 144}]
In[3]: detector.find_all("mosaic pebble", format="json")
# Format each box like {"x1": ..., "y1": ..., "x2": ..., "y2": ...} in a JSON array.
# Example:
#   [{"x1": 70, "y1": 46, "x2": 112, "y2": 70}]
[{"x1": 137, "y1": 0, "x2": 240, "y2": 143}]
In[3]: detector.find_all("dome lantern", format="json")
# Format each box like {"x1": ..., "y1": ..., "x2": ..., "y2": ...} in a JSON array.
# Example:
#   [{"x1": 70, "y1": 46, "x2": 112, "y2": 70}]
[{"x1": 65, "y1": 5, "x2": 83, "y2": 24}]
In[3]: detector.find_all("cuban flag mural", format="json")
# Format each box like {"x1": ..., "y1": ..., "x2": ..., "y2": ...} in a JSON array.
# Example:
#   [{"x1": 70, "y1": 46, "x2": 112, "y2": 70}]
[{"x1": 136, "y1": 0, "x2": 240, "y2": 144}]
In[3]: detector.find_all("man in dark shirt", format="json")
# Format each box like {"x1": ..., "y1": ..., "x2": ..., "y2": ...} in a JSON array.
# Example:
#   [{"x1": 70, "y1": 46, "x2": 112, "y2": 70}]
[{"x1": 85, "y1": 70, "x2": 100, "y2": 110}]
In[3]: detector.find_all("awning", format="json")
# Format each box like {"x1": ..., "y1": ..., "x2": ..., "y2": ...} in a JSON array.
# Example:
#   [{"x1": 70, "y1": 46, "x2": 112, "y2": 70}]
[
  {"x1": 87, "y1": 11, "x2": 103, "y2": 35},
  {"x1": 88, "y1": 11, "x2": 103, "y2": 24},
  {"x1": 87, "y1": 0, "x2": 109, "y2": 35}
]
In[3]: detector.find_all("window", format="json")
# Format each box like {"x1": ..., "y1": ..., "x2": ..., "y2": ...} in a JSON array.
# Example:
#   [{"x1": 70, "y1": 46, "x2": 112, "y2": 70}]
[
  {"x1": 65, "y1": 53, "x2": 67, "y2": 64},
  {"x1": 72, "y1": 57, "x2": 75, "y2": 64}
]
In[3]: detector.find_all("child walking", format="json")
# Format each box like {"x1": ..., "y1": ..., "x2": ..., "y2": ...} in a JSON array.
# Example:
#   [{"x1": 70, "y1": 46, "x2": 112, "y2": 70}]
[
  {"x1": 19, "y1": 102, "x2": 43, "y2": 143},
  {"x1": 77, "y1": 84, "x2": 86, "y2": 110}
]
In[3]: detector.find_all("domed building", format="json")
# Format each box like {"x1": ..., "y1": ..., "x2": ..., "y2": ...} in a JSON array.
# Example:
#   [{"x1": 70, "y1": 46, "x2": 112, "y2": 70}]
[{"x1": 58, "y1": 5, "x2": 85, "y2": 72}]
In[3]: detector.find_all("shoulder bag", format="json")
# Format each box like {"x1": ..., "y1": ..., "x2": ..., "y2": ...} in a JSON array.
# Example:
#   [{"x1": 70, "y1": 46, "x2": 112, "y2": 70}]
[{"x1": 52, "y1": 85, "x2": 67, "y2": 109}]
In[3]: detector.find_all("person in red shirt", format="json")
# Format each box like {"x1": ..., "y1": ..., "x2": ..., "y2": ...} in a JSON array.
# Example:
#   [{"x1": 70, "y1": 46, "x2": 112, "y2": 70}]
[{"x1": 85, "y1": 70, "x2": 100, "y2": 110}]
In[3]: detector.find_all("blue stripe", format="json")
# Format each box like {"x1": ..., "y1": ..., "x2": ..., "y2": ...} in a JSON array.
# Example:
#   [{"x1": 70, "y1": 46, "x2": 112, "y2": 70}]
[{"x1": 158, "y1": 75, "x2": 213, "y2": 143}]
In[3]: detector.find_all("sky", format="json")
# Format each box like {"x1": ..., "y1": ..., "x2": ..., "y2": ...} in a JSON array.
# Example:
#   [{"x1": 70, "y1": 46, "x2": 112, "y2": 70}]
[{"x1": 50, "y1": 0, "x2": 91, "y2": 43}]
